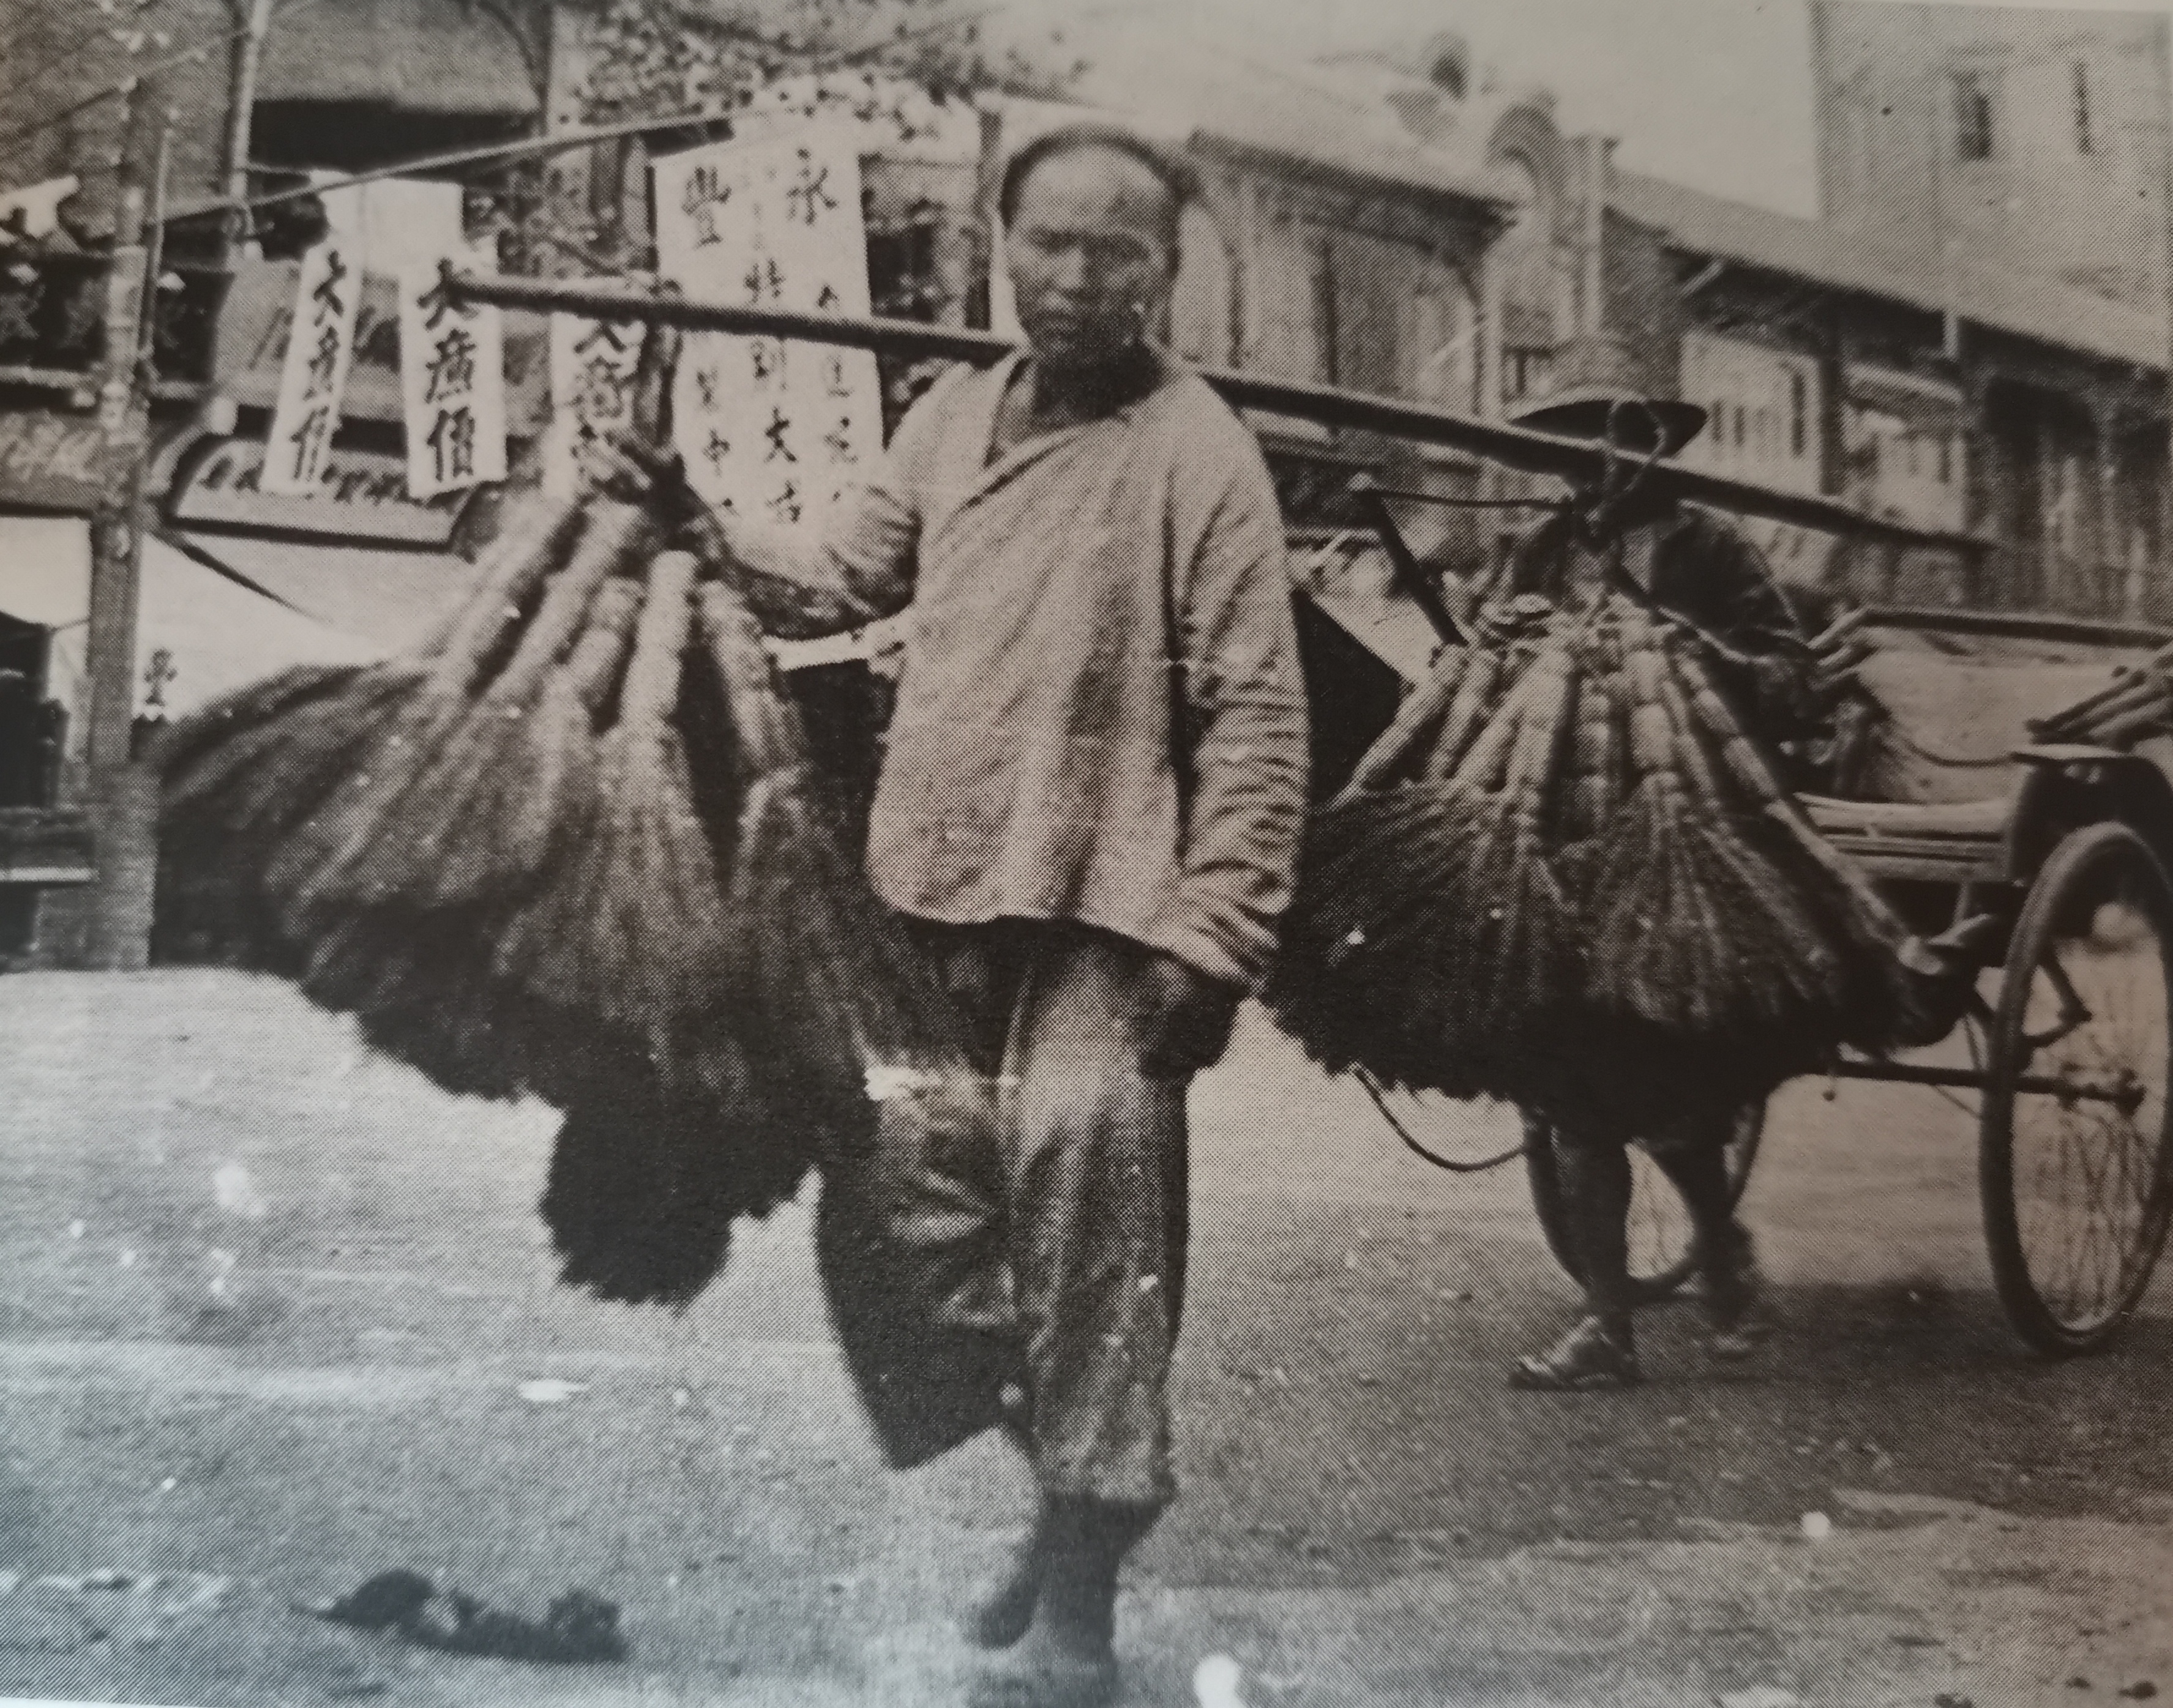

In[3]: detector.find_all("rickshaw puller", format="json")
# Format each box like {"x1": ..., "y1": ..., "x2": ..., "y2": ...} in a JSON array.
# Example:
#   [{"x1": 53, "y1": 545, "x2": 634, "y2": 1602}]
[{"x1": 1494, "y1": 340, "x2": 1821, "y2": 1391}]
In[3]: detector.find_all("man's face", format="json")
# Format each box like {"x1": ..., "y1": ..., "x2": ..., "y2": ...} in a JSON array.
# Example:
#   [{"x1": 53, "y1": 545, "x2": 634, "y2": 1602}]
[{"x1": 1006, "y1": 147, "x2": 1175, "y2": 373}]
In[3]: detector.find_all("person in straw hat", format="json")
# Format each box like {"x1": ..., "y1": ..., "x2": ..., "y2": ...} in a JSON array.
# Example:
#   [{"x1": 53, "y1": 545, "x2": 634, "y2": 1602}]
[
  {"x1": 1491, "y1": 334, "x2": 1821, "y2": 1390},
  {"x1": 607, "y1": 123, "x2": 1309, "y2": 1707}
]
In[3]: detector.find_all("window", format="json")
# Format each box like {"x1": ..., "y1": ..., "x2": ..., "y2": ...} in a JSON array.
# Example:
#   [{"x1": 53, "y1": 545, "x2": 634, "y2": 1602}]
[
  {"x1": 1503, "y1": 346, "x2": 1552, "y2": 404},
  {"x1": 1789, "y1": 370, "x2": 1808, "y2": 458},
  {"x1": 1732, "y1": 403, "x2": 1746, "y2": 448},
  {"x1": 1938, "y1": 434, "x2": 1954, "y2": 485},
  {"x1": 867, "y1": 214, "x2": 941, "y2": 323},
  {"x1": 1953, "y1": 71, "x2": 1994, "y2": 162},
  {"x1": 1308, "y1": 236, "x2": 1338, "y2": 388},
  {"x1": 2073, "y1": 61, "x2": 2094, "y2": 156}
]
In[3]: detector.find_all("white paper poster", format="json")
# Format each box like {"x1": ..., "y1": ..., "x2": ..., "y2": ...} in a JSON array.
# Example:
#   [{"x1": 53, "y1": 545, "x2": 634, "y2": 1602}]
[
  {"x1": 361, "y1": 179, "x2": 467, "y2": 282},
  {"x1": 541, "y1": 313, "x2": 646, "y2": 500},
  {"x1": 260, "y1": 187, "x2": 365, "y2": 496},
  {"x1": 651, "y1": 126, "x2": 885, "y2": 529},
  {"x1": 398, "y1": 245, "x2": 508, "y2": 500}
]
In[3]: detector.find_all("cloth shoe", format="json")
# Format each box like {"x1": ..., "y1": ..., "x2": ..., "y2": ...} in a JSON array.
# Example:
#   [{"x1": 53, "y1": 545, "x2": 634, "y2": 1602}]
[
  {"x1": 1702, "y1": 1226, "x2": 1778, "y2": 1360},
  {"x1": 962, "y1": 1501, "x2": 1047, "y2": 1650},
  {"x1": 965, "y1": 1499, "x2": 1146, "y2": 1708},
  {"x1": 1508, "y1": 1315, "x2": 1642, "y2": 1390}
]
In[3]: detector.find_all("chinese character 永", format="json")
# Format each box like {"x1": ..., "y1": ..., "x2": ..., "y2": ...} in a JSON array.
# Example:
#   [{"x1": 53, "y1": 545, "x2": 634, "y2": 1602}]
[{"x1": 785, "y1": 150, "x2": 837, "y2": 225}]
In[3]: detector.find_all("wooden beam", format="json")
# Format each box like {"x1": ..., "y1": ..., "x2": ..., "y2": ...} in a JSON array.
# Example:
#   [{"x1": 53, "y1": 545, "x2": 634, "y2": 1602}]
[{"x1": 447, "y1": 270, "x2": 1995, "y2": 559}]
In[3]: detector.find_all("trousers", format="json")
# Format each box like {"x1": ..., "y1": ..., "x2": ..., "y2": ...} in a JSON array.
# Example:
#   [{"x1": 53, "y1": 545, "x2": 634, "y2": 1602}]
[{"x1": 813, "y1": 920, "x2": 1189, "y2": 1513}]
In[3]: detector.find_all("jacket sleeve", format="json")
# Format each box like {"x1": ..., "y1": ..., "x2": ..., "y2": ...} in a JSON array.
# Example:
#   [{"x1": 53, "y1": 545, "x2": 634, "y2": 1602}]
[
  {"x1": 724, "y1": 368, "x2": 964, "y2": 640},
  {"x1": 1673, "y1": 512, "x2": 1820, "y2": 740},
  {"x1": 1150, "y1": 422, "x2": 1312, "y2": 992}
]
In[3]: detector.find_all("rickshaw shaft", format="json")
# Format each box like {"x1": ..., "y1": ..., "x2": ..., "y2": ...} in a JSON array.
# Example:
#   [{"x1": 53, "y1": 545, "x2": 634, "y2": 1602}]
[{"x1": 1829, "y1": 1057, "x2": 2142, "y2": 1110}]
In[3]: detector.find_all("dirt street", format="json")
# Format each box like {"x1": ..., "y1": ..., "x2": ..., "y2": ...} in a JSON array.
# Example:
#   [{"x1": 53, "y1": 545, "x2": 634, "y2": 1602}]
[{"x1": 0, "y1": 970, "x2": 2167, "y2": 1707}]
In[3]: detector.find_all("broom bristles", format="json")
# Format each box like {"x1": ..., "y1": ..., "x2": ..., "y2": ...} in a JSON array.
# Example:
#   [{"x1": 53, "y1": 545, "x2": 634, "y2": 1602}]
[{"x1": 1275, "y1": 584, "x2": 1935, "y2": 1113}]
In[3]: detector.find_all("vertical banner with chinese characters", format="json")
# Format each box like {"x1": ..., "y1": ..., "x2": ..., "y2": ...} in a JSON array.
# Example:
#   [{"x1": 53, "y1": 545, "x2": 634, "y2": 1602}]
[
  {"x1": 261, "y1": 187, "x2": 365, "y2": 496},
  {"x1": 398, "y1": 247, "x2": 508, "y2": 500},
  {"x1": 542, "y1": 316, "x2": 645, "y2": 499},
  {"x1": 651, "y1": 127, "x2": 884, "y2": 529}
]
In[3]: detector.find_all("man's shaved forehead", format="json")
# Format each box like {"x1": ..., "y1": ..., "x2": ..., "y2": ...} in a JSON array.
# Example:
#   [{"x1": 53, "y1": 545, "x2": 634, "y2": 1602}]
[{"x1": 999, "y1": 124, "x2": 1197, "y2": 250}]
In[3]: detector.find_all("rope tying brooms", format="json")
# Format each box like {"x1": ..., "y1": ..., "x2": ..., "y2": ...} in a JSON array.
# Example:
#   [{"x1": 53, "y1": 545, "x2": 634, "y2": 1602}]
[{"x1": 1268, "y1": 589, "x2": 1934, "y2": 1129}]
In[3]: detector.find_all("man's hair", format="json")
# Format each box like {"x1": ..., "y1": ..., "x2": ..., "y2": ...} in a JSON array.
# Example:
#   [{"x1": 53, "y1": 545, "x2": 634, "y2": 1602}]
[{"x1": 997, "y1": 122, "x2": 1199, "y2": 255}]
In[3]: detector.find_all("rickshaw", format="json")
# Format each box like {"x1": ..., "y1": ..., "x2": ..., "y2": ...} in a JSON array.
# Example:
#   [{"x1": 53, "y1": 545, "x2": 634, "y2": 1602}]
[
  {"x1": 441, "y1": 268, "x2": 2173, "y2": 1360},
  {"x1": 1342, "y1": 485, "x2": 2173, "y2": 1359}
]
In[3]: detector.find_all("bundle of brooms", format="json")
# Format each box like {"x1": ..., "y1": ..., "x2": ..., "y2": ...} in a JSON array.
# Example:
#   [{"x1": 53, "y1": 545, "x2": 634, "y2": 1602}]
[
  {"x1": 154, "y1": 496, "x2": 967, "y2": 1310},
  {"x1": 2029, "y1": 642, "x2": 2173, "y2": 748},
  {"x1": 1268, "y1": 591, "x2": 1936, "y2": 1130}
]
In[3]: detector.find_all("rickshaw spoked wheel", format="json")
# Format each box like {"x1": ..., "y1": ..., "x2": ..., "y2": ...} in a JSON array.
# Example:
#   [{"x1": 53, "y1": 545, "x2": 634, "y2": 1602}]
[
  {"x1": 1524, "y1": 1102, "x2": 1766, "y2": 1305},
  {"x1": 1982, "y1": 819, "x2": 2173, "y2": 1355}
]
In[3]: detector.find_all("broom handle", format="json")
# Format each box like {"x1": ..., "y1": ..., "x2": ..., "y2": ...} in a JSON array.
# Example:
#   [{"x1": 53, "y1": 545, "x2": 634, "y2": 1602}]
[
  {"x1": 1421, "y1": 646, "x2": 1509, "y2": 783},
  {"x1": 1670, "y1": 642, "x2": 1925, "y2": 954},
  {"x1": 1334, "y1": 649, "x2": 1470, "y2": 805},
  {"x1": 697, "y1": 581, "x2": 804, "y2": 773},
  {"x1": 621, "y1": 552, "x2": 699, "y2": 727},
  {"x1": 2034, "y1": 645, "x2": 2173, "y2": 733},
  {"x1": 1447, "y1": 653, "x2": 1544, "y2": 792},
  {"x1": 2093, "y1": 696, "x2": 2173, "y2": 747},
  {"x1": 477, "y1": 506, "x2": 650, "y2": 709},
  {"x1": 416, "y1": 494, "x2": 588, "y2": 684},
  {"x1": 291, "y1": 505, "x2": 650, "y2": 908},
  {"x1": 2033, "y1": 672, "x2": 2169, "y2": 739},
  {"x1": 563, "y1": 580, "x2": 645, "y2": 717}
]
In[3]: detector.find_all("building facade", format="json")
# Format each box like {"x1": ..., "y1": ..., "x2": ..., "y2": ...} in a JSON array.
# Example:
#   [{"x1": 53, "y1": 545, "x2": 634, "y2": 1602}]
[{"x1": 1811, "y1": 0, "x2": 2171, "y2": 315}]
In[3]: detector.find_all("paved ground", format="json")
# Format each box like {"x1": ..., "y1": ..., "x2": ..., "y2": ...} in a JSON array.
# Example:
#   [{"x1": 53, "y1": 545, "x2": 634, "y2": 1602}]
[{"x1": 0, "y1": 970, "x2": 2169, "y2": 1708}]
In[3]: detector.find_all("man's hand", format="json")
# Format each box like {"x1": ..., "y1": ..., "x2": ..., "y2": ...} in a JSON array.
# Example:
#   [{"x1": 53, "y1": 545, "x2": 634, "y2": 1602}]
[
  {"x1": 1808, "y1": 614, "x2": 1876, "y2": 704},
  {"x1": 1134, "y1": 954, "x2": 1242, "y2": 1080},
  {"x1": 585, "y1": 432, "x2": 737, "y2": 570}
]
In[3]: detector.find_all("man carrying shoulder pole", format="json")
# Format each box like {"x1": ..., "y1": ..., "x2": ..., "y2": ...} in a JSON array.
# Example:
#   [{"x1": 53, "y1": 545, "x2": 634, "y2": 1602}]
[{"x1": 609, "y1": 124, "x2": 1311, "y2": 1708}]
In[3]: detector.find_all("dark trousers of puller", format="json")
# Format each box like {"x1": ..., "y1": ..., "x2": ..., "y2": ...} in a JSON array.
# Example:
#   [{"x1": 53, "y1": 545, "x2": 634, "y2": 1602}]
[{"x1": 814, "y1": 919, "x2": 1190, "y2": 1519}]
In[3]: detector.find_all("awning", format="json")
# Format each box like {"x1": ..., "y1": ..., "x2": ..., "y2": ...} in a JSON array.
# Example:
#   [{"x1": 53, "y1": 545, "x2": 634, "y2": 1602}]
[
  {"x1": 32, "y1": 534, "x2": 383, "y2": 733},
  {"x1": 176, "y1": 533, "x2": 477, "y2": 655}
]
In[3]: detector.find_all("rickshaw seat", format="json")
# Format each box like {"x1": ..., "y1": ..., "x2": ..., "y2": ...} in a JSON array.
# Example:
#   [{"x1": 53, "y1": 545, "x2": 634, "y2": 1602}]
[
  {"x1": 1798, "y1": 794, "x2": 2014, "y2": 840},
  {"x1": 1798, "y1": 791, "x2": 2015, "y2": 883}
]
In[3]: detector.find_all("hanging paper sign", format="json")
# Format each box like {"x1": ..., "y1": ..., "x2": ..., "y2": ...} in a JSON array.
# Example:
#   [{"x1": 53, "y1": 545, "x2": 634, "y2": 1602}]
[
  {"x1": 261, "y1": 233, "x2": 363, "y2": 495},
  {"x1": 541, "y1": 313, "x2": 645, "y2": 499},
  {"x1": 651, "y1": 124, "x2": 884, "y2": 529},
  {"x1": 398, "y1": 248, "x2": 508, "y2": 499}
]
